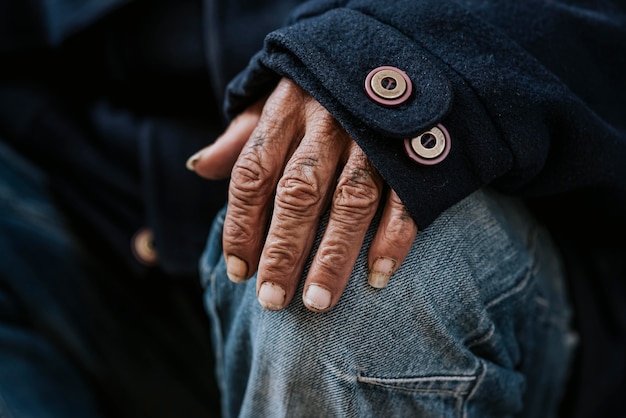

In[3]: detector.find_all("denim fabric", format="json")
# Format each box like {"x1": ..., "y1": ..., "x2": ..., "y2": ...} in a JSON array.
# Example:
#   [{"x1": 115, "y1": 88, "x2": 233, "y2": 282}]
[
  {"x1": 0, "y1": 141, "x2": 220, "y2": 418},
  {"x1": 201, "y1": 190, "x2": 576, "y2": 418}
]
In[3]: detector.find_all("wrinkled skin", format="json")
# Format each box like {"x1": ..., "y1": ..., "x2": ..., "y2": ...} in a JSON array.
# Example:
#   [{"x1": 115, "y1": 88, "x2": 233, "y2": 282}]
[{"x1": 189, "y1": 78, "x2": 417, "y2": 313}]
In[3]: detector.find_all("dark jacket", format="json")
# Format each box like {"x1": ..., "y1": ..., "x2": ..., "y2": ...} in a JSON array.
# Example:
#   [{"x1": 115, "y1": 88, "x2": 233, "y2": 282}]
[{"x1": 1, "y1": 0, "x2": 624, "y2": 416}]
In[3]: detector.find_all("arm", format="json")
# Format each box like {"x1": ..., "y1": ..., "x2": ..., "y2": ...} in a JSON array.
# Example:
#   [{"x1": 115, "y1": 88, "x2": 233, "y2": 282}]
[
  {"x1": 193, "y1": 0, "x2": 626, "y2": 311},
  {"x1": 226, "y1": 0, "x2": 626, "y2": 222}
]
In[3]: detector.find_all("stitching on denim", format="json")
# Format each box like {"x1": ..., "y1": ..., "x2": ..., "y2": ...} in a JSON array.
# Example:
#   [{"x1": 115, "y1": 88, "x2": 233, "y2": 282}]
[
  {"x1": 356, "y1": 374, "x2": 476, "y2": 395},
  {"x1": 465, "y1": 322, "x2": 495, "y2": 349},
  {"x1": 463, "y1": 360, "x2": 487, "y2": 418},
  {"x1": 200, "y1": 212, "x2": 226, "y2": 288},
  {"x1": 359, "y1": 375, "x2": 476, "y2": 384},
  {"x1": 205, "y1": 267, "x2": 226, "y2": 399},
  {"x1": 356, "y1": 382, "x2": 471, "y2": 396},
  {"x1": 484, "y1": 265, "x2": 532, "y2": 309}
]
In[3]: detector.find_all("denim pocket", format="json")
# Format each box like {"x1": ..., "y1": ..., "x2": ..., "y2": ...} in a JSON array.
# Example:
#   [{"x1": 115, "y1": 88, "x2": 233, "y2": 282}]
[{"x1": 356, "y1": 372, "x2": 478, "y2": 417}]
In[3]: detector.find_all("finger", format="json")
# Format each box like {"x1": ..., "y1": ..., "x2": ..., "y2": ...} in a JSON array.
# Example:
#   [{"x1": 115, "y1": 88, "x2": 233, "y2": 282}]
[
  {"x1": 255, "y1": 102, "x2": 348, "y2": 310},
  {"x1": 223, "y1": 80, "x2": 306, "y2": 283},
  {"x1": 301, "y1": 141, "x2": 384, "y2": 312},
  {"x1": 367, "y1": 189, "x2": 418, "y2": 288},
  {"x1": 187, "y1": 98, "x2": 265, "y2": 179}
]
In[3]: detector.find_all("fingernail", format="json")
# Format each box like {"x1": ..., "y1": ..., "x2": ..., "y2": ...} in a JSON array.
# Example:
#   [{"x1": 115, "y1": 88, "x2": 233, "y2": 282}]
[
  {"x1": 226, "y1": 255, "x2": 248, "y2": 283},
  {"x1": 258, "y1": 281, "x2": 286, "y2": 310},
  {"x1": 185, "y1": 149, "x2": 206, "y2": 171},
  {"x1": 368, "y1": 257, "x2": 396, "y2": 288},
  {"x1": 303, "y1": 284, "x2": 332, "y2": 311}
]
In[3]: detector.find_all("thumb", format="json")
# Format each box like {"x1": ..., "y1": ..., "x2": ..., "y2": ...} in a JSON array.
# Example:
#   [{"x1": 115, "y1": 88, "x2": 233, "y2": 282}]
[{"x1": 186, "y1": 99, "x2": 264, "y2": 179}]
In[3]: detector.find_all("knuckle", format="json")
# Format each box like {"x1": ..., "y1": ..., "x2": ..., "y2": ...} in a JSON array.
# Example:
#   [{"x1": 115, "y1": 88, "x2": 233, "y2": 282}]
[
  {"x1": 382, "y1": 214, "x2": 416, "y2": 246},
  {"x1": 230, "y1": 139, "x2": 274, "y2": 203},
  {"x1": 261, "y1": 243, "x2": 302, "y2": 274},
  {"x1": 223, "y1": 215, "x2": 255, "y2": 246},
  {"x1": 315, "y1": 241, "x2": 351, "y2": 273},
  {"x1": 381, "y1": 197, "x2": 417, "y2": 247},
  {"x1": 275, "y1": 162, "x2": 323, "y2": 214},
  {"x1": 333, "y1": 166, "x2": 380, "y2": 217}
]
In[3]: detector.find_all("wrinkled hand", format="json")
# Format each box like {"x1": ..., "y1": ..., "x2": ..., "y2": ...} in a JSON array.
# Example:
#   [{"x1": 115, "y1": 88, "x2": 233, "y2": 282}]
[{"x1": 188, "y1": 78, "x2": 417, "y2": 312}]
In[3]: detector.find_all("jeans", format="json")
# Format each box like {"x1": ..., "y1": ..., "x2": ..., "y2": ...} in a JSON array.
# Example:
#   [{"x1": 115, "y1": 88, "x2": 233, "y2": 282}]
[
  {"x1": 201, "y1": 189, "x2": 577, "y2": 418},
  {"x1": 0, "y1": 141, "x2": 220, "y2": 418}
]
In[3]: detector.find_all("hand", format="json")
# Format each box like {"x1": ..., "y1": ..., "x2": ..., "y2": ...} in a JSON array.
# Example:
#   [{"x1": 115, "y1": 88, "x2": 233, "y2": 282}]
[{"x1": 188, "y1": 78, "x2": 417, "y2": 312}]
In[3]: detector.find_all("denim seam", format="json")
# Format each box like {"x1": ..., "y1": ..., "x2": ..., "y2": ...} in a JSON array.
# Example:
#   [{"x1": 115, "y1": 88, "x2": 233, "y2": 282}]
[
  {"x1": 356, "y1": 374, "x2": 476, "y2": 395},
  {"x1": 200, "y1": 214, "x2": 225, "y2": 289},
  {"x1": 465, "y1": 322, "x2": 495, "y2": 350},
  {"x1": 355, "y1": 384, "x2": 471, "y2": 396},
  {"x1": 482, "y1": 262, "x2": 532, "y2": 310},
  {"x1": 463, "y1": 359, "x2": 487, "y2": 418},
  {"x1": 205, "y1": 267, "x2": 226, "y2": 403}
]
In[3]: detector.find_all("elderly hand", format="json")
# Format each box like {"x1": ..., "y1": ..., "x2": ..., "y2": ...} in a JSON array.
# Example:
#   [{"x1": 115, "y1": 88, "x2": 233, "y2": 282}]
[{"x1": 188, "y1": 78, "x2": 417, "y2": 312}]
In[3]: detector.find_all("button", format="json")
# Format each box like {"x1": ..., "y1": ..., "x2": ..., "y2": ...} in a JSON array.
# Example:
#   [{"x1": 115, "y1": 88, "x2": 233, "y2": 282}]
[
  {"x1": 132, "y1": 228, "x2": 158, "y2": 266},
  {"x1": 404, "y1": 124, "x2": 451, "y2": 165},
  {"x1": 365, "y1": 66, "x2": 412, "y2": 106}
]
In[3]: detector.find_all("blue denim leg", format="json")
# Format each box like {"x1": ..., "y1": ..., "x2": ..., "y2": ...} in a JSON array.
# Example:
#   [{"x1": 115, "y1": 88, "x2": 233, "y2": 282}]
[
  {"x1": 0, "y1": 142, "x2": 220, "y2": 418},
  {"x1": 201, "y1": 189, "x2": 576, "y2": 418}
]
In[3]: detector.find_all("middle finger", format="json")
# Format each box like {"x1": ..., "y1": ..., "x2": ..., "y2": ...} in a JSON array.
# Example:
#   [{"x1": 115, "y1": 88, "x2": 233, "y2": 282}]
[{"x1": 255, "y1": 106, "x2": 350, "y2": 310}]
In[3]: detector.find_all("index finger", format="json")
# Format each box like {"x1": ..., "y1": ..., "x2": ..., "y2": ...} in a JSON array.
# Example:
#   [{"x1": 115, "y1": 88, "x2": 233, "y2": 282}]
[{"x1": 222, "y1": 81, "x2": 305, "y2": 282}]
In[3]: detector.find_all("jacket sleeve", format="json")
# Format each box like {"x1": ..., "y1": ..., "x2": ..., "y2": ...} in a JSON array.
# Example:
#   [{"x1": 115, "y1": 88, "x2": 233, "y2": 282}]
[{"x1": 224, "y1": 0, "x2": 626, "y2": 230}]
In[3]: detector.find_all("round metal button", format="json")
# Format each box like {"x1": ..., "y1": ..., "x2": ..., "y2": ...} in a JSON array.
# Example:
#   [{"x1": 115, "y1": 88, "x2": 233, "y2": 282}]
[
  {"x1": 365, "y1": 66, "x2": 412, "y2": 106},
  {"x1": 132, "y1": 228, "x2": 158, "y2": 266},
  {"x1": 404, "y1": 124, "x2": 451, "y2": 165}
]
